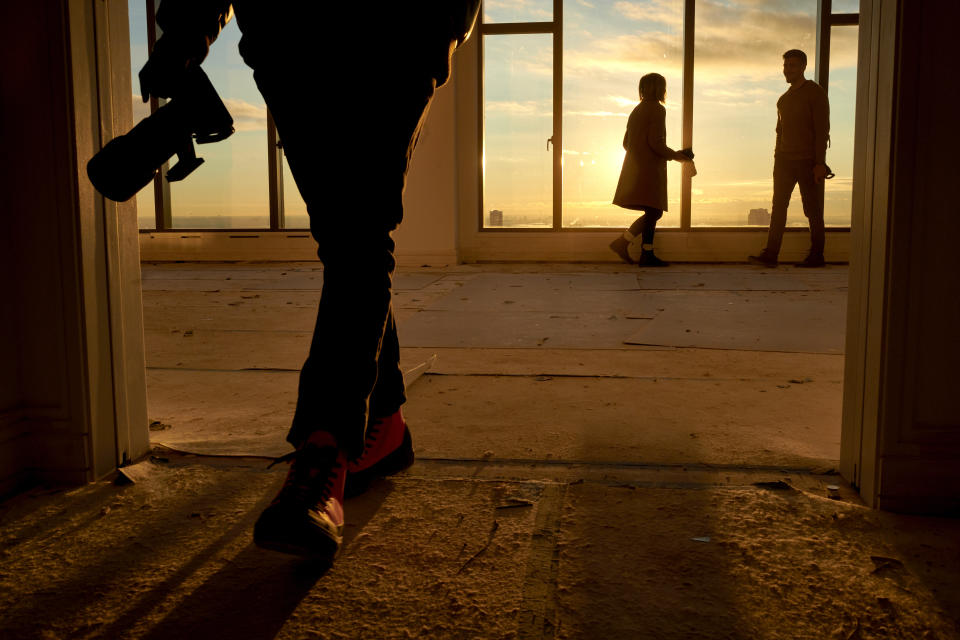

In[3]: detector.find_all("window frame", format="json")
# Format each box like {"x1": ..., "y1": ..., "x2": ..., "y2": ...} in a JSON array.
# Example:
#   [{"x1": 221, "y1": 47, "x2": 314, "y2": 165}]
[{"x1": 477, "y1": 0, "x2": 859, "y2": 233}]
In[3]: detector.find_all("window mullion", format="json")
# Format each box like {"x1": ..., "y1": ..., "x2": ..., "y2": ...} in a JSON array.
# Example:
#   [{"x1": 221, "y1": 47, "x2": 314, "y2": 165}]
[
  {"x1": 552, "y1": 0, "x2": 562, "y2": 230},
  {"x1": 680, "y1": 0, "x2": 695, "y2": 231},
  {"x1": 815, "y1": 0, "x2": 833, "y2": 90},
  {"x1": 267, "y1": 110, "x2": 284, "y2": 229},
  {"x1": 145, "y1": 0, "x2": 171, "y2": 230}
]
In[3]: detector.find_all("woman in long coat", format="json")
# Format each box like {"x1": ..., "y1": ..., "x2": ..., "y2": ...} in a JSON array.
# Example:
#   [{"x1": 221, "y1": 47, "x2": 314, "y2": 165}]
[{"x1": 610, "y1": 73, "x2": 691, "y2": 267}]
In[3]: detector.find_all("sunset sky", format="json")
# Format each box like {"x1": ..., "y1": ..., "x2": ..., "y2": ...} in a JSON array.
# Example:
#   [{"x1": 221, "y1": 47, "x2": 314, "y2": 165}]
[{"x1": 131, "y1": 0, "x2": 858, "y2": 230}]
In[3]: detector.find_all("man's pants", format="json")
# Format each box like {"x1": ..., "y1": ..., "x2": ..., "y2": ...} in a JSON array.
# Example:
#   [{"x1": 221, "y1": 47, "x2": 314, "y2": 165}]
[
  {"x1": 764, "y1": 157, "x2": 825, "y2": 257},
  {"x1": 248, "y1": 60, "x2": 437, "y2": 459}
]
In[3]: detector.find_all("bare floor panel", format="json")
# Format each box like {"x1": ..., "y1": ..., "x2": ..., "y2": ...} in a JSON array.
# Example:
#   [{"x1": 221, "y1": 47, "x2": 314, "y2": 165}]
[
  {"x1": 147, "y1": 359, "x2": 842, "y2": 466},
  {"x1": 625, "y1": 291, "x2": 848, "y2": 354},
  {"x1": 143, "y1": 263, "x2": 846, "y2": 467}
]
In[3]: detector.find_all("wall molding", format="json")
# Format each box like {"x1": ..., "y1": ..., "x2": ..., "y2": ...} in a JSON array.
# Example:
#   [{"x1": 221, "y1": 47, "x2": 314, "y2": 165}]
[
  {"x1": 140, "y1": 232, "x2": 460, "y2": 266},
  {"x1": 140, "y1": 229, "x2": 850, "y2": 264}
]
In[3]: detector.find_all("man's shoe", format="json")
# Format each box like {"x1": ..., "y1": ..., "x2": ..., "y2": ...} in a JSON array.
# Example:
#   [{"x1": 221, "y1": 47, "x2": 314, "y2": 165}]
[
  {"x1": 345, "y1": 410, "x2": 414, "y2": 498},
  {"x1": 637, "y1": 249, "x2": 669, "y2": 267},
  {"x1": 254, "y1": 431, "x2": 346, "y2": 560},
  {"x1": 609, "y1": 236, "x2": 634, "y2": 264},
  {"x1": 748, "y1": 252, "x2": 778, "y2": 268},
  {"x1": 795, "y1": 253, "x2": 826, "y2": 268}
]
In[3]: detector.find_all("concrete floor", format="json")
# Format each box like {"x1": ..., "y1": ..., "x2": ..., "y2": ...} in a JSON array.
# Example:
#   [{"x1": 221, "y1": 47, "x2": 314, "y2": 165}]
[
  {"x1": 142, "y1": 262, "x2": 847, "y2": 466},
  {"x1": 2, "y1": 262, "x2": 959, "y2": 639}
]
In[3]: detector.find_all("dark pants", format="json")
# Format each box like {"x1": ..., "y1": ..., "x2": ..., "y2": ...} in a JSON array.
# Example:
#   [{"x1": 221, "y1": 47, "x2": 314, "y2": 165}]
[
  {"x1": 765, "y1": 156, "x2": 825, "y2": 257},
  {"x1": 242, "y1": 41, "x2": 437, "y2": 458},
  {"x1": 627, "y1": 207, "x2": 663, "y2": 245}
]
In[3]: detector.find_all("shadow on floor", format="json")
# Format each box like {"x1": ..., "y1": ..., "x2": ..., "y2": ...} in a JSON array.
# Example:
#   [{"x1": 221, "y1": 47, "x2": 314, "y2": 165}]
[{"x1": 137, "y1": 482, "x2": 393, "y2": 640}]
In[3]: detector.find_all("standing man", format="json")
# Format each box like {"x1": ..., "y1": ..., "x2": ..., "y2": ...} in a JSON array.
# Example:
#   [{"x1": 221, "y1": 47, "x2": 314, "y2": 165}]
[
  {"x1": 749, "y1": 49, "x2": 830, "y2": 268},
  {"x1": 138, "y1": 1, "x2": 481, "y2": 564}
]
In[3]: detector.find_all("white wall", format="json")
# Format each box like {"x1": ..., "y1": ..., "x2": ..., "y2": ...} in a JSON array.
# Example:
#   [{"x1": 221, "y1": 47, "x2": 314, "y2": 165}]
[{"x1": 395, "y1": 75, "x2": 460, "y2": 266}]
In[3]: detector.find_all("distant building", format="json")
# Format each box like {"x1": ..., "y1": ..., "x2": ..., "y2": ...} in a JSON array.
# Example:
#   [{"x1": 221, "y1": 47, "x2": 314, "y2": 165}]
[
  {"x1": 748, "y1": 207, "x2": 771, "y2": 226},
  {"x1": 489, "y1": 209, "x2": 503, "y2": 226}
]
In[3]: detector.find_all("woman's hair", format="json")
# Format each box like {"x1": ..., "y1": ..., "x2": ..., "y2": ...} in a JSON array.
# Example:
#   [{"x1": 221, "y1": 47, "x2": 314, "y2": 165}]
[{"x1": 639, "y1": 73, "x2": 666, "y2": 103}]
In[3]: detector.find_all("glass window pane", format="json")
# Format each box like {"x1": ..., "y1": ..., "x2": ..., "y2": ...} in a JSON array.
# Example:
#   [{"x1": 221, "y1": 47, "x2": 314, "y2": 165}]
[
  {"x1": 832, "y1": 0, "x2": 859, "y2": 13},
  {"x1": 692, "y1": 0, "x2": 817, "y2": 227},
  {"x1": 562, "y1": 0, "x2": 683, "y2": 229},
  {"x1": 282, "y1": 155, "x2": 309, "y2": 228},
  {"x1": 825, "y1": 26, "x2": 858, "y2": 227},
  {"x1": 484, "y1": 0, "x2": 552, "y2": 24},
  {"x1": 128, "y1": 0, "x2": 155, "y2": 229},
  {"x1": 483, "y1": 34, "x2": 553, "y2": 228},
  {"x1": 167, "y1": 21, "x2": 269, "y2": 229}
]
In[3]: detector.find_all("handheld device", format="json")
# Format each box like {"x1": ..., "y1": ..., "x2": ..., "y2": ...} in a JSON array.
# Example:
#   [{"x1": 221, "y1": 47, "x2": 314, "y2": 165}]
[{"x1": 87, "y1": 66, "x2": 233, "y2": 202}]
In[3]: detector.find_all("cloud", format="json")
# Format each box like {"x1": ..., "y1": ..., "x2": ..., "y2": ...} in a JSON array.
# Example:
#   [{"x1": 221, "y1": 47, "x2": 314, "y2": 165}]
[
  {"x1": 487, "y1": 155, "x2": 534, "y2": 164},
  {"x1": 614, "y1": 0, "x2": 683, "y2": 28},
  {"x1": 564, "y1": 31, "x2": 684, "y2": 79},
  {"x1": 698, "y1": 85, "x2": 779, "y2": 107},
  {"x1": 827, "y1": 26, "x2": 859, "y2": 69},
  {"x1": 131, "y1": 95, "x2": 152, "y2": 123},
  {"x1": 566, "y1": 110, "x2": 630, "y2": 118},
  {"x1": 693, "y1": 1, "x2": 817, "y2": 79},
  {"x1": 608, "y1": 94, "x2": 639, "y2": 108},
  {"x1": 561, "y1": 0, "x2": 856, "y2": 87},
  {"x1": 484, "y1": 0, "x2": 552, "y2": 22},
  {"x1": 702, "y1": 87, "x2": 777, "y2": 98},
  {"x1": 222, "y1": 98, "x2": 267, "y2": 132},
  {"x1": 128, "y1": 95, "x2": 267, "y2": 133},
  {"x1": 825, "y1": 177, "x2": 854, "y2": 189},
  {"x1": 485, "y1": 100, "x2": 551, "y2": 116}
]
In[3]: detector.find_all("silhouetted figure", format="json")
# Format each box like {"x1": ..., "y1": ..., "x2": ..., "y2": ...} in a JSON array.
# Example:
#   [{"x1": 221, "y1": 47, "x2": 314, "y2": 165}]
[
  {"x1": 610, "y1": 73, "x2": 693, "y2": 267},
  {"x1": 749, "y1": 49, "x2": 830, "y2": 268},
  {"x1": 138, "y1": 1, "x2": 480, "y2": 563}
]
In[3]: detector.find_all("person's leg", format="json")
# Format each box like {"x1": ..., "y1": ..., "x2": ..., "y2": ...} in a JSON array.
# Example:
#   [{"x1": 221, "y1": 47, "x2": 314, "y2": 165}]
[
  {"x1": 639, "y1": 207, "x2": 663, "y2": 245},
  {"x1": 765, "y1": 159, "x2": 797, "y2": 257},
  {"x1": 636, "y1": 207, "x2": 667, "y2": 267},
  {"x1": 751, "y1": 158, "x2": 796, "y2": 266},
  {"x1": 627, "y1": 215, "x2": 646, "y2": 238},
  {"x1": 367, "y1": 307, "x2": 404, "y2": 420},
  {"x1": 796, "y1": 160, "x2": 826, "y2": 261},
  {"x1": 249, "y1": 51, "x2": 436, "y2": 558},
  {"x1": 256, "y1": 62, "x2": 433, "y2": 458},
  {"x1": 343, "y1": 304, "x2": 414, "y2": 496}
]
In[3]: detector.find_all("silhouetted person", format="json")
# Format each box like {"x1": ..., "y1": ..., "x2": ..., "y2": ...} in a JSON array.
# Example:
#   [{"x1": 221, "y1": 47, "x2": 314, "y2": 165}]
[
  {"x1": 749, "y1": 49, "x2": 830, "y2": 268},
  {"x1": 610, "y1": 73, "x2": 693, "y2": 267},
  {"x1": 138, "y1": 1, "x2": 480, "y2": 563}
]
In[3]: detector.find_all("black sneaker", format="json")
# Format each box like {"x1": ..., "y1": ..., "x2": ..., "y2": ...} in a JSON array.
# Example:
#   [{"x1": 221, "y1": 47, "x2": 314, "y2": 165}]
[
  {"x1": 637, "y1": 250, "x2": 669, "y2": 267},
  {"x1": 609, "y1": 237, "x2": 634, "y2": 264},
  {"x1": 254, "y1": 431, "x2": 346, "y2": 561},
  {"x1": 795, "y1": 253, "x2": 826, "y2": 268},
  {"x1": 748, "y1": 252, "x2": 778, "y2": 268}
]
